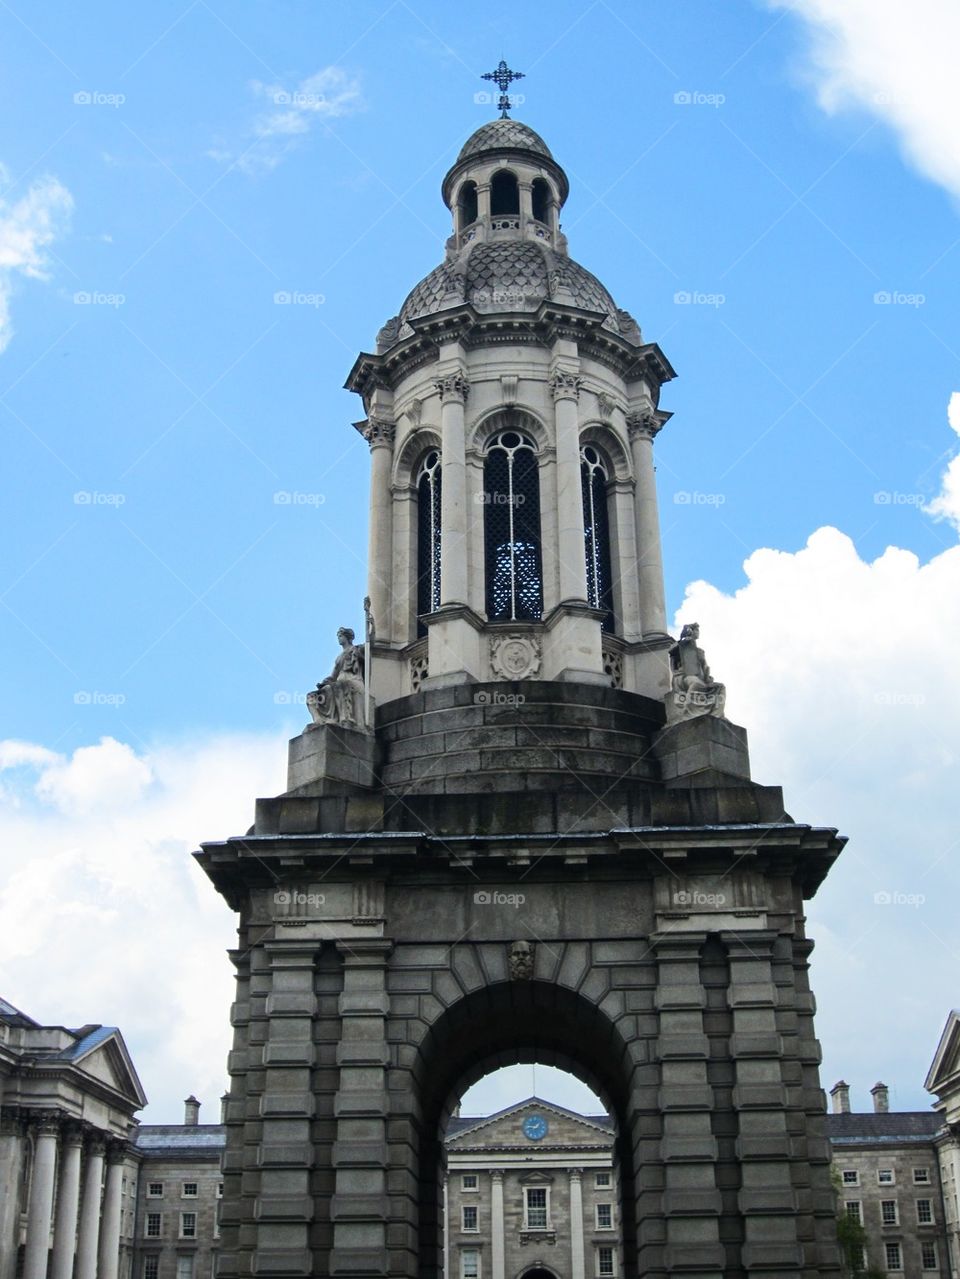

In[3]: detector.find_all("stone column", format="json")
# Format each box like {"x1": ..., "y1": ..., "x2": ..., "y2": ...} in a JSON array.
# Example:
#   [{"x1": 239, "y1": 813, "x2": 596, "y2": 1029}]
[
  {"x1": 97, "y1": 1144, "x2": 124, "y2": 1279},
  {"x1": 75, "y1": 1139, "x2": 104, "y2": 1279},
  {"x1": 50, "y1": 1126, "x2": 84, "y2": 1279},
  {"x1": 330, "y1": 939, "x2": 393, "y2": 1278},
  {"x1": 627, "y1": 412, "x2": 669, "y2": 639},
  {"x1": 23, "y1": 1117, "x2": 60, "y2": 1279},
  {"x1": 435, "y1": 373, "x2": 469, "y2": 608},
  {"x1": 0, "y1": 1109, "x2": 27, "y2": 1279},
  {"x1": 568, "y1": 1169, "x2": 585, "y2": 1279},
  {"x1": 441, "y1": 1174, "x2": 450, "y2": 1279},
  {"x1": 549, "y1": 371, "x2": 589, "y2": 607},
  {"x1": 476, "y1": 185, "x2": 491, "y2": 221},
  {"x1": 518, "y1": 182, "x2": 533, "y2": 223},
  {"x1": 652, "y1": 933, "x2": 724, "y2": 1279},
  {"x1": 361, "y1": 419, "x2": 395, "y2": 643},
  {"x1": 490, "y1": 1171, "x2": 505, "y2": 1279}
]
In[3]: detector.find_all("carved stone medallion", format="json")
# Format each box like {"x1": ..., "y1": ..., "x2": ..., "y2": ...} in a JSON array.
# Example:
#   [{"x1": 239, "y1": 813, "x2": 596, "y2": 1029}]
[{"x1": 490, "y1": 633, "x2": 541, "y2": 681}]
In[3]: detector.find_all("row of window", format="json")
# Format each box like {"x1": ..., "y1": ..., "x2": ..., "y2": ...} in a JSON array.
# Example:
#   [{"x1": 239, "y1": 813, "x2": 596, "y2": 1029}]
[
  {"x1": 457, "y1": 1199, "x2": 614, "y2": 1232},
  {"x1": 845, "y1": 1199, "x2": 936, "y2": 1225},
  {"x1": 456, "y1": 174, "x2": 554, "y2": 226},
  {"x1": 849, "y1": 1242, "x2": 939, "y2": 1272},
  {"x1": 417, "y1": 438, "x2": 614, "y2": 631},
  {"x1": 143, "y1": 1255, "x2": 216, "y2": 1279},
  {"x1": 460, "y1": 1246, "x2": 615, "y2": 1279},
  {"x1": 144, "y1": 1213, "x2": 218, "y2": 1241},
  {"x1": 458, "y1": 1171, "x2": 611, "y2": 1190},
  {"x1": 841, "y1": 1167, "x2": 930, "y2": 1186},
  {"x1": 146, "y1": 1183, "x2": 223, "y2": 1199}
]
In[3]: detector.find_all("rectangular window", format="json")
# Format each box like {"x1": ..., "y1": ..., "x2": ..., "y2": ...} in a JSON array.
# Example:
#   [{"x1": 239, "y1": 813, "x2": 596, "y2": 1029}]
[
  {"x1": 148, "y1": 1184, "x2": 163, "y2": 1198},
  {"x1": 180, "y1": 1213, "x2": 197, "y2": 1240},
  {"x1": 145, "y1": 1214, "x2": 162, "y2": 1239},
  {"x1": 842, "y1": 1169, "x2": 859, "y2": 1186},
  {"x1": 878, "y1": 1169, "x2": 895, "y2": 1185},
  {"x1": 462, "y1": 1175, "x2": 478, "y2": 1192},
  {"x1": 596, "y1": 1204, "x2": 613, "y2": 1230},
  {"x1": 597, "y1": 1247, "x2": 615, "y2": 1277},
  {"x1": 176, "y1": 1258, "x2": 194, "y2": 1279},
  {"x1": 462, "y1": 1206, "x2": 478, "y2": 1233},
  {"x1": 217, "y1": 1184, "x2": 224, "y2": 1199},
  {"x1": 143, "y1": 1260, "x2": 159, "y2": 1279},
  {"x1": 182, "y1": 1184, "x2": 198, "y2": 1198},
  {"x1": 915, "y1": 1168, "x2": 931, "y2": 1184},
  {"x1": 885, "y1": 1243, "x2": 902, "y2": 1271},
  {"x1": 524, "y1": 1187, "x2": 548, "y2": 1229},
  {"x1": 922, "y1": 1243, "x2": 938, "y2": 1270},
  {"x1": 461, "y1": 1250, "x2": 479, "y2": 1279},
  {"x1": 850, "y1": 1245, "x2": 865, "y2": 1272},
  {"x1": 845, "y1": 1202, "x2": 862, "y2": 1223},
  {"x1": 917, "y1": 1199, "x2": 933, "y2": 1224},
  {"x1": 595, "y1": 1172, "x2": 611, "y2": 1188},
  {"x1": 881, "y1": 1200, "x2": 899, "y2": 1226}
]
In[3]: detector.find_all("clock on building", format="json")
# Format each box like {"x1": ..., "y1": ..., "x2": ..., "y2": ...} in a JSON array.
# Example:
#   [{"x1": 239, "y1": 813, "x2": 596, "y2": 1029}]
[{"x1": 522, "y1": 1114, "x2": 548, "y2": 1141}]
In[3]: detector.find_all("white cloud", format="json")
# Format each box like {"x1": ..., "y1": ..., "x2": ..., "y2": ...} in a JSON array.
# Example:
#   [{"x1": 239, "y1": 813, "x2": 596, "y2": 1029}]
[
  {"x1": 765, "y1": 0, "x2": 960, "y2": 200},
  {"x1": 0, "y1": 731, "x2": 288, "y2": 1121},
  {"x1": 926, "y1": 392, "x2": 960, "y2": 529},
  {"x1": 214, "y1": 67, "x2": 364, "y2": 176},
  {"x1": 675, "y1": 397, "x2": 960, "y2": 1105},
  {"x1": 0, "y1": 169, "x2": 73, "y2": 351}
]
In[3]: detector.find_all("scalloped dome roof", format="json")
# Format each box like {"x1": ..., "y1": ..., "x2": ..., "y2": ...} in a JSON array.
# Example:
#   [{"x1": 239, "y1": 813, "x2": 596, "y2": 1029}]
[{"x1": 457, "y1": 119, "x2": 553, "y2": 163}]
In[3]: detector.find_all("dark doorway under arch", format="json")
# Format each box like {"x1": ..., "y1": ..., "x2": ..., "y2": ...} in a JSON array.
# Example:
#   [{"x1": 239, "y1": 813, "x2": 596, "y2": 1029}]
[
  {"x1": 519, "y1": 1269, "x2": 557, "y2": 1279},
  {"x1": 411, "y1": 980, "x2": 637, "y2": 1279}
]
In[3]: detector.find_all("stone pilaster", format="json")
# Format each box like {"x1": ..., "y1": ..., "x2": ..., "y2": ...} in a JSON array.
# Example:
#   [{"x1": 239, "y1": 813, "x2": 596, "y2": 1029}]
[
  {"x1": 549, "y1": 370, "x2": 588, "y2": 607},
  {"x1": 23, "y1": 1115, "x2": 60, "y2": 1279},
  {"x1": 254, "y1": 940, "x2": 319, "y2": 1279},
  {"x1": 724, "y1": 931, "x2": 804, "y2": 1278},
  {"x1": 49, "y1": 1125, "x2": 84, "y2": 1279},
  {"x1": 330, "y1": 940, "x2": 393, "y2": 1278},
  {"x1": 0, "y1": 1109, "x2": 26, "y2": 1279},
  {"x1": 568, "y1": 1169, "x2": 585, "y2": 1279},
  {"x1": 491, "y1": 1170, "x2": 505, "y2": 1279},
  {"x1": 97, "y1": 1142, "x2": 125, "y2": 1279},
  {"x1": 434, "y1": 373, "x2": 469, "y2": 608},
  {"x1": 626, "y1": 411, "x2": 669, "y2": 639},
  {"x1": 652, "y1": 934, "x2": 724, "y2": 1279},
  {"x1": 360, "y1": 418, "x2": 396, "y2": 646},
  {"x1": 74, "y1": 1138, "x2": 104, "y2": 1279}
]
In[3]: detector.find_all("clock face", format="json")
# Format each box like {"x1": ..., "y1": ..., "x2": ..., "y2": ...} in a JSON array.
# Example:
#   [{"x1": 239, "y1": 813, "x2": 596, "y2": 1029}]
[{"x1": 522, "y1": 1113, "x2": 548, "y2": 1141}]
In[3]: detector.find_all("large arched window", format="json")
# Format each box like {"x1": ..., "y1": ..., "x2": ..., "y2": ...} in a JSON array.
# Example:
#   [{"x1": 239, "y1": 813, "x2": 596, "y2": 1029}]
[
  {"x1": 531, "y1": 178, "x2": 551, "y2": 225},
  {"x1": 457, "y1": 180, "x2": 478, "y2": 229},
  {"x1": 490, "y1": 170, "x2": 520, "y2": 216},
  {"x1": 416, "y1": 450, "x2": 442, "y2": 636},
  {"x1": 581, "y1": 445, "x2": 614, "y2": 632},
  {"x1": 484, "y1": 430, "x2": 543, "y2": 622}
]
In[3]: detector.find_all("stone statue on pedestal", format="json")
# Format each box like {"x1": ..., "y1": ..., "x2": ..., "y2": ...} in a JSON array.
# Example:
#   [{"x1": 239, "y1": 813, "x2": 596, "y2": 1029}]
[
  {"x1": 307, "y1": 627, "x2": 366, "y2": 728},
  {"x1": 668, "y1": 622, "x2": 726, "y2": 720}
]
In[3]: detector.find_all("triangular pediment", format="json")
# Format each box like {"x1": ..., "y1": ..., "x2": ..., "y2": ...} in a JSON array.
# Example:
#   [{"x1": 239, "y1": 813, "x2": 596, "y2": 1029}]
[
  {"x1": 56, "y1": 1027, "x2": 148, "y2": 1110},
  {"x1": 925, "y1": 1010, "x2": 960, "y2": 1114},
  {"x1": 446, "y1": 1097, "x2": 612, "y2": 1149}
]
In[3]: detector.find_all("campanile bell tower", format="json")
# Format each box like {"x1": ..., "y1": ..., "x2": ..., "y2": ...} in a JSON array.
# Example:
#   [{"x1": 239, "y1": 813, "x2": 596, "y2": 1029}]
[
  {"x1": 347, "y1": 115, "x2": 675, "y2": 700},
  {"x1": 200, "y1": 84, "x2": 846, "y2": 1279}
]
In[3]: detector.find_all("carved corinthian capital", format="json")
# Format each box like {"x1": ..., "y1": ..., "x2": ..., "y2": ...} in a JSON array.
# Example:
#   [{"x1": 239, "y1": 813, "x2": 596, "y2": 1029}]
[
  {"x1": 434, "y1": 373, "x2": 469, "y2": 403},
  {"x1": 549, "y1": 371, "x2": 583, "y2": 402},
  {"x1": 360, "y1": 418, "x2": 396, "y2": 449},
  {"x1": 626, "y1": 409, "x2": 662, "y2": 443}
]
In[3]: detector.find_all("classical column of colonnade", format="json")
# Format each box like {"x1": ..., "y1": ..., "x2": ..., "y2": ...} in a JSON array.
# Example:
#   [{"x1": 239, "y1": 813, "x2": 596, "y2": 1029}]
[{"x1": 15, "y1": 1111, "x2": 127, "y2": 1279}]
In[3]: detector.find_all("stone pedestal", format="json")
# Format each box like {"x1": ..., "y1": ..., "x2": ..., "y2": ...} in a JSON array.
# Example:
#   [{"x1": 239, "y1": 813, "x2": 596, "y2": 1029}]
[
  {"x1": 286, "y1": 724, "x2": 379, "y2": 797},
  {"x1": 653, "y1": 715, "x2": 751, "y2": 787}
]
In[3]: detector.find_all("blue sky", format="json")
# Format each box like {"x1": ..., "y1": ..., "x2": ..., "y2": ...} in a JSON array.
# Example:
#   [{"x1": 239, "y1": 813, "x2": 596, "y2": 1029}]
[{"x1": 2, "y1": 0, "x2": 960, "y2": 1121}]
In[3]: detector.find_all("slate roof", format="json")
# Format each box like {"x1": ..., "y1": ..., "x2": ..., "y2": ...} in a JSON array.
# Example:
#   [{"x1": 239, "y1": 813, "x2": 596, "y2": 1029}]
[
  {"x1": 0, "y1": 997, "x2": 38, "y2": 1026},
  {"x1": 457, "y1": 120, "x2": 553, "y2": 163},
  {"x1": 135, "y1": 1125, "x2": 226, "y2": 1156},
  {"x1": 826, "y1": 1112, "x2": 943, "y2": 1144}
]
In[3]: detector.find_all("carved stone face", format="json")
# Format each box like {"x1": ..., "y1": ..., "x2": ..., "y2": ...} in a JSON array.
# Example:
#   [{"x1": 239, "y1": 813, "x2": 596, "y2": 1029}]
[{"x1": 337, "y1": 627, "x2": 355, "y2": 647}]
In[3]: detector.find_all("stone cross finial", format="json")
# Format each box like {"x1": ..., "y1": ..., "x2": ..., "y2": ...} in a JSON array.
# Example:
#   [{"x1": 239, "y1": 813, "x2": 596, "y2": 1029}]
[{"x1": 481, "y1": 60, "x2": 525, "y2": 118}]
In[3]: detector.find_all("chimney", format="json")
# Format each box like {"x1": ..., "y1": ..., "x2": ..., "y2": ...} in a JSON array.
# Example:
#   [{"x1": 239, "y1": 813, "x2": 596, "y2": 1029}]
[
  {"x1": 184, "y1": 1095, "x2": 201, "y2": 1125},
  {"x1": 871, "y1": 1082, "x2": 890, "y2": 1114},
  {"x1": 220, "y1": 1092, "x2": 230, "y2": 1124},
  {"x1": 830, "y1": 1081, "x2": 851, "y2": 1114}
]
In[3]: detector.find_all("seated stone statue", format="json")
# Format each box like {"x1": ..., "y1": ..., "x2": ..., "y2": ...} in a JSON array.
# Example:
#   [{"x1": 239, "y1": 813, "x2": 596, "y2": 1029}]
[
  {"x1": 669, "y1": 622, "x2": 726, "y2": 720},
  {"x1": 307, "y1": 627, "x2": 366, "y2": 728}
]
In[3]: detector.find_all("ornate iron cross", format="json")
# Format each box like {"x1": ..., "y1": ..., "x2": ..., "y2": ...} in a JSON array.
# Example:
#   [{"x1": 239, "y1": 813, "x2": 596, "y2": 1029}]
[{"x1": 481, "y1": 60, "x2": 525, "y2": 118}]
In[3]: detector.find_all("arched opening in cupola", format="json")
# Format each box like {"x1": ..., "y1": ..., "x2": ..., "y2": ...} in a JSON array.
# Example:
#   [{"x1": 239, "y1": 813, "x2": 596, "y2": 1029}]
[
  {"x1": 490, "y1": 169, "x2": 520, "y2": 217},
  {"x1": 580, "y1": 444, "x2": 614, "y2": 632},
  {"x1": 457, "y1": 181, "x2": 478, "y2": 229},
  {"x1": 416, "y1": 449, "x2": 442, "y2": 637},
  {"x1": 483, "y1": 430, "x2": 543, "y2": 622},
  {"x1": 531, "y1": 178, "x2": 551, "y2": 225}
]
